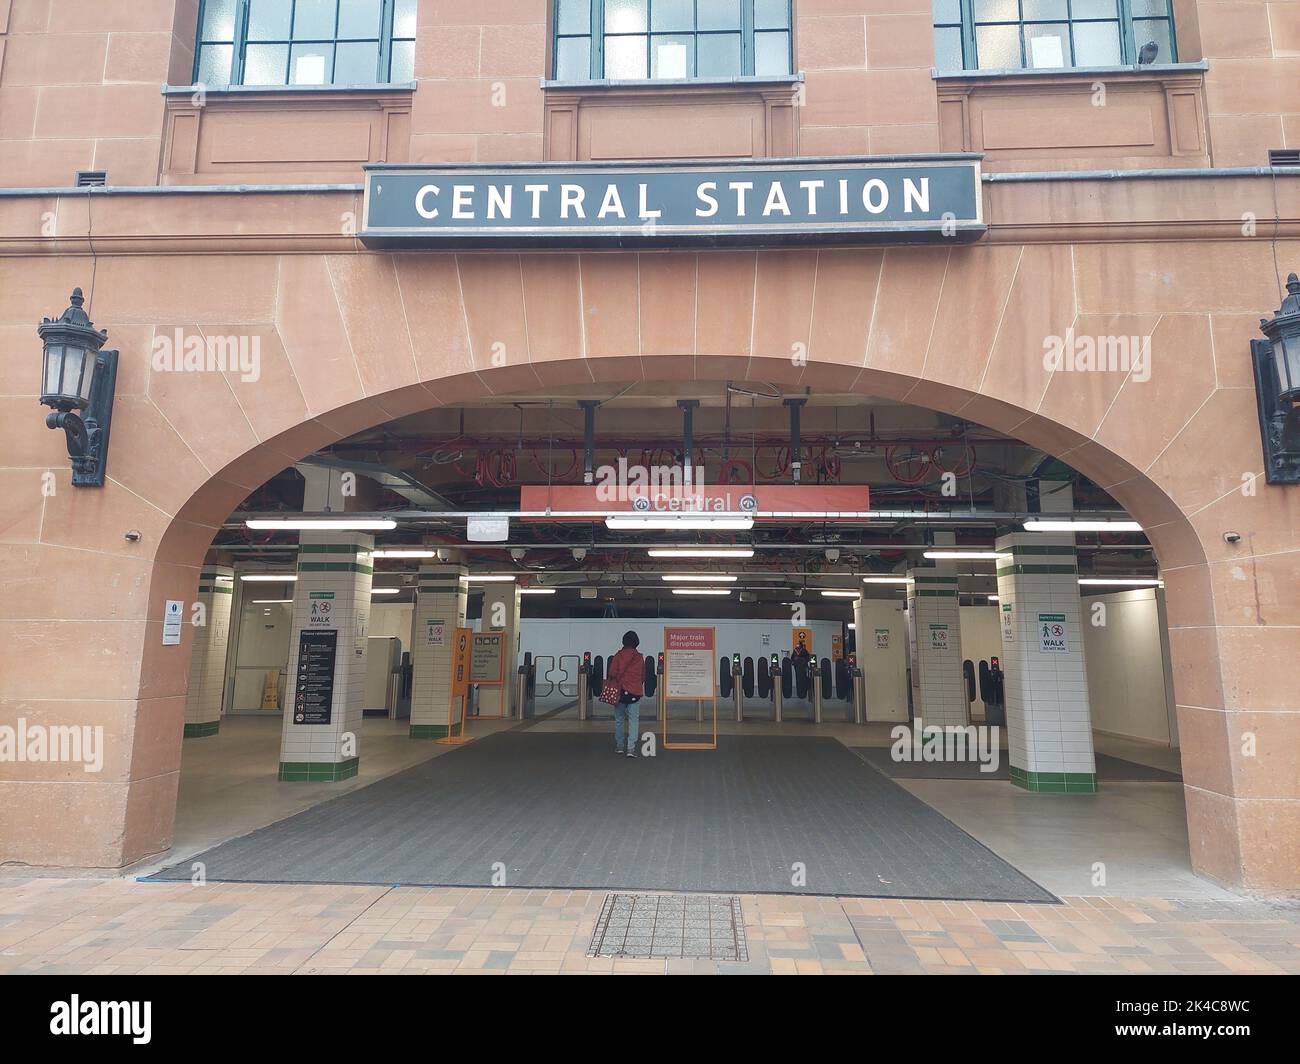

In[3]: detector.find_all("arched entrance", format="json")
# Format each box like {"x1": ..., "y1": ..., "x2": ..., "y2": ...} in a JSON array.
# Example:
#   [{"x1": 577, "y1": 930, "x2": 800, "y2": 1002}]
[{"x1": 4, "y1": 246, "x2": 1295, "y2": 892}]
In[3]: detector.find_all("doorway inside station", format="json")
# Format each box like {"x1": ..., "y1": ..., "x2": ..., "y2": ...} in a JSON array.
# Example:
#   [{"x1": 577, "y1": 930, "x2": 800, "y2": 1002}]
[{"x1": 149, "y1": 383, "x2": 1209, "y2": 902}]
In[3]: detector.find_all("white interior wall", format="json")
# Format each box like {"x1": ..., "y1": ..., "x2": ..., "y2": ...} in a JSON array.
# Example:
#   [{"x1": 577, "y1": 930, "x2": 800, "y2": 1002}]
[
  {"x1": 1083, "y1": 588, "x2": 1176, "y2": 745},
  {"x1": 853, "y1": 599, "x2": 909, "y2": 721}
]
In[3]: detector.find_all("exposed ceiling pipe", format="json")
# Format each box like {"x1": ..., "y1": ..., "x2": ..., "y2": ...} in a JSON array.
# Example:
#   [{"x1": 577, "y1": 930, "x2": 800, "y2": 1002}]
[
  {"x1": 784, "y1": 398, "x2": 806, "y2": 483},
  {"x1": 678, "y1": 399, "x2": 699, "y2": 488},
  {"x1": 578, "y1": 400, "x2": 598, "y2": 485}
]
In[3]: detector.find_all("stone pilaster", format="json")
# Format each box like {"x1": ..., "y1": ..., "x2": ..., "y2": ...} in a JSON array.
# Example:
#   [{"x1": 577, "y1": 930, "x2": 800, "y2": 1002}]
[
  {"x1": 904, "y1": 562, "x2": 968, "y2": 727},
  {"x1": 477, "y1": 582, "x2": 520, "y2": 716}
]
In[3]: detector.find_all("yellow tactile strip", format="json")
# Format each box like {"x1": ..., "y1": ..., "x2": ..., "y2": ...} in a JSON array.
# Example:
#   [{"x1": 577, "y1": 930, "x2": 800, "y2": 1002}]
[{"x1": 0, "y1": 879, "x2": 1295, "y2": 975}]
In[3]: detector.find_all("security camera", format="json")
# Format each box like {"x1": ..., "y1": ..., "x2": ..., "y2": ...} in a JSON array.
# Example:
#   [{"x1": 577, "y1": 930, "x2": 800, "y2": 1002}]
[
  {"x1": 572, "y1": 547, "x2": 588, "y2": 561},
  {"x1": 124, "y1": 530, "x2": 142, "y2": 542},
  {"x1": 1223, "y1": 531, "x2": 1242, "y2": 544},
  {"x1": 825, "y1": 548, "x2": 841, "y2": 563},
  {"x1": 435, "y1": 547, "x2": 450, "y2": 562},
  {"x1": 510, "y1": 547, "x2": 527, "y2": 562}
]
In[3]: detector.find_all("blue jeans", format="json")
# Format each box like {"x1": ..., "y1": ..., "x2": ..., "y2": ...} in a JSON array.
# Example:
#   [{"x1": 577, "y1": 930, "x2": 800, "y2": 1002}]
[{"x1": 614, "y1": 699, "x2": 640, "y2": 754}]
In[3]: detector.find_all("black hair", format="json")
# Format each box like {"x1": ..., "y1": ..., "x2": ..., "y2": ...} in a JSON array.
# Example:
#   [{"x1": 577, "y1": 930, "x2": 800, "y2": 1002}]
[{"x1": 622, "y1": 630, "x2": 640, "y2": 649}]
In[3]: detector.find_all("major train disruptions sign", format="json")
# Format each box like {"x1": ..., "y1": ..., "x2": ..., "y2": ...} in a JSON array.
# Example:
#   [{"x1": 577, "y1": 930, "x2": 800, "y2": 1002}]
[
  {"x1": 361, "y1": 158, "x2": 984, "y2": 249},
  {"x1": 663, "y1": 626, "x2": 717, "y2": 700}
]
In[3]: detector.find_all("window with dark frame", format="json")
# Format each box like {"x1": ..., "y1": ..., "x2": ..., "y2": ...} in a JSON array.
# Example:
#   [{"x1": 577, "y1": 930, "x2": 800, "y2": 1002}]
[
  {"x1": 932, "y1": 0, "x2": 1177, "y2": 72},
  {"x1": 553, "y1": 0, "x2": 793, "y2": 82},
  {"x1": 194, "y1": 0, "x2": 417, "y2": 88}
]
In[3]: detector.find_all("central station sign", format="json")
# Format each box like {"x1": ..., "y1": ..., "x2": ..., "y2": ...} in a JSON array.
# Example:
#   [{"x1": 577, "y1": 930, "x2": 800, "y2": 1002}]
[
  {"x1": 361, "y1": 157, "x2": 984, "y2": 249},
  {"x1": 519, "y1": 483, "x2": 870, "y2": 519}
]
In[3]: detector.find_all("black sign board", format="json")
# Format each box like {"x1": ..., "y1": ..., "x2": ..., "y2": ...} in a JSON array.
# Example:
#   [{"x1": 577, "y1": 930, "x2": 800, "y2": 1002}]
[
  {"x1": 294, "y1": 630, "x2": 337, "y2": 725},
  {"x1": 361, "y1": 157, "x2": 984, "y2": 249}
]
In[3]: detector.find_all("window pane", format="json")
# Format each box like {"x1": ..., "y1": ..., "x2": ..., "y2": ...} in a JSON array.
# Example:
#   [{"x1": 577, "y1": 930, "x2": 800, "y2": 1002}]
[
  {"x1": 697, "y1": 32, "x2": 741, "y2": 75},
  {"x1": 698, "y1": 0, "x2": 740, "y2": 31},
  {"x1": 1024, "y1": 24, "x2": 1068, "y2": 68},
  {"x1": 389, "y1": 38, "x2": 415, "y2": 81},
  {"x1": 933, "y1": 26, "x2": 963, "y2": 70},
  {"x1": 1071, "y1": 0, "x2": 1117, "y2": 16},
  {"x1": 394, "y1": 0, "x2": 418, "y2": 38},
  {"x1": 651, "y1": 34, "x2": 692, "y2": 76},
  {"x1": 973, "y1": 0, "x2": 1018, "y2": 22},
  {"x1": 338, "y1": 0, "x2": 382, "y2": 39},
  {"x1": 247, "y1": 0, "x2": 292, "y2": 41},
  {"x1": 334, "y1": 39, "x2": 380, "y2": 81},
  {"x1": 557, "y1": 0, "x2": 591, "y2": 34},
  {"x1": 975, "y1": 24, "x2": 1022, "y2": 68},
  {"x1": 555, "y1": 35, "x2": 592, "y2": 79},
  {"x1": 754, "y1": 0, "x2": 789, "y2": 30},
  {"x1": 1130, "y1": 0, "x2": 1169, "y2": 14},
  {"x1": 933, "y1": 0, "x2": 962, "y2": 24},
  {"x1": 1022, "y1": 0, "x2": 1068, "y2": 19},
  {"x1": 1132, "y1": 19, "x2": 1172, "y2": 63},
  {"x1": 754, "y1": 29, "x2": 790, "y2": 75},
  {"x1": 201, "y1": 0, "x2": 237, "y2": 41},
  {"x1": 244, "y1": 43, "x2": 289, "y2": 82},
  {"x1": 197, "y1": 43, "x2": 234, "y2": 85},
  {"x1": 605, "y1": 34, "x2": 648, "y2": 77},
  {"x1": 290, "y1": 42, "x2": 333, "y2": 83},
  {"x1": 606, "y1": 0, "x2": 649, "y2": 33},
  {"x1": 651, "y1": 0, "x2": 693, "y2": 31},
  {"x1": 293, "y1": 0, "x2": 336, "y2": 39},
  {"x1": 1073, "y1": 21, "x2": 1121, "y2": 64}
]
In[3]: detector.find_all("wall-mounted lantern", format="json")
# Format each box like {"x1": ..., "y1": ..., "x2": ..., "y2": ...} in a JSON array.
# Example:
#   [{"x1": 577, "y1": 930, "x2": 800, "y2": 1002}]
[{"x1": 38, "y1": 288, "x2": 118, "y2": 487}]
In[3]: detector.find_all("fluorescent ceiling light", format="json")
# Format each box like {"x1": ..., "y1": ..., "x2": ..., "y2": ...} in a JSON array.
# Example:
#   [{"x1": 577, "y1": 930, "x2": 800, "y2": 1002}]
[
  {"x1": 662, "y1": 574, "x2": 739, "y2": 582},
  {"x1": 1024, "y1": 520, "x2": 1142, "y2": 532},
  {"x1": 371, "y1": 588, "x2": 402, "y2": 595},
  {"x1": 251, "y1": 599, "x2": 293, "y2": 604},
  {"x1": 372, "y1": 549, "x2": 436, "y2": 558},
  {"x1": 241, "y1": 574, "x2": 298, "y2": 582},
  {"x1": 519, "y1": 588, "x2": 557, "y2": 595},
  {"x1": 820, "y1": 590, "x2": 861, "y2": 598},
  {"x1": 466, "y1": 575, "x2": 516, "y2": 582},
  {"x1": 1078, "y1": 577, "x2": 1162, "y2": 586},
  {"x1": 923, "y1": 551, "x2": 1008, "y2": 560},
  {"x1": 214, "y1": 576, "x2": 235, "y2": 583},
  {"x1": 671, "y1": 588, "x2": 731, "y2": 596},
  {"x1": 862, "y1": 576, "x2": 910, "y2": 584},
  {"x1": 606, "y1": 515, "x2": 754, "y2": 531},
  {"x1": 244, "y1": 519, "x2": 397, "y2": 531},
  {"x1": 647, "y1": 547, "x2": 755, "y2": 558},
  {"x1": 847, "y1": 623, "x2": 856, "y2": 630},
  {"x1": 988, "y1": 595, "x2": 1000, "y2": 602}
]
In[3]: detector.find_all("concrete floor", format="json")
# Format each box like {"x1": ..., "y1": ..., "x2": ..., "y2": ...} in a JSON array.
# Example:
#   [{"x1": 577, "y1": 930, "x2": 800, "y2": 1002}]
[{"x1": 123, "y1": 710, "x2": 1243, "y2": 905}]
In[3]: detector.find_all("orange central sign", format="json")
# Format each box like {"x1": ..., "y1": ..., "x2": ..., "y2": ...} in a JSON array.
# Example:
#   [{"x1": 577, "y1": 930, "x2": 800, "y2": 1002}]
[{"x1": 519, "y1": 483, "x2": 868, "y2": 519}]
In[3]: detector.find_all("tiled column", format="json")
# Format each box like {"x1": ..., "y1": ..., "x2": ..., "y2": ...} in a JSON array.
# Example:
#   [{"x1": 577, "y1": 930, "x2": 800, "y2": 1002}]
[
  {"x1": 478, "y1": 583, "x2": 520, "y2": 717},
  {"x1": 277, "y1": 534, "x2": 374, "y2": 781},
  {"x1": 409, "y1": 564, "x2": 468, "y2": 738},
  {"x1": 995, "y1": 531, "x2": 1097, "y2": 793},
  {"x1": 905, "y1": 552, "x2": 967, "y2": 727},
  {"x1": 183, "y1": 565, "x2": 234, "y2": 737}
]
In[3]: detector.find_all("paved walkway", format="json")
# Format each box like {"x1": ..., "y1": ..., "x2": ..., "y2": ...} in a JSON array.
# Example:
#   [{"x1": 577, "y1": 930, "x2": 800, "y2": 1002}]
[{"x1": 1, "y1": 878, "x2": 1296, "y2": 974}]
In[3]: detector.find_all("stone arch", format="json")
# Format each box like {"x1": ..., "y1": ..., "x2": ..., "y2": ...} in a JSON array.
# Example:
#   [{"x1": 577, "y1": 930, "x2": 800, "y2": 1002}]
[{"x1": 7, "y1": 244, "x2": 1292, "y2": 890}]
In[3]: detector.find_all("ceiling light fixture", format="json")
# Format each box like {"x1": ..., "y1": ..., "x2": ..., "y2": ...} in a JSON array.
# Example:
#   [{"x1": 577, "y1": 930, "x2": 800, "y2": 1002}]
[
  {"x1": 1023, "y1": 520, "x2": 1143, "y2": 532},
  {"x1": 244, "y1": 519, "x2": 397, "y2": 531},
  {"x1": 606, "y1": 514, "x2": 754, "y2": 531},
  {"x1": 646, "y1": 547, "x2": 755, "y2": 558}
]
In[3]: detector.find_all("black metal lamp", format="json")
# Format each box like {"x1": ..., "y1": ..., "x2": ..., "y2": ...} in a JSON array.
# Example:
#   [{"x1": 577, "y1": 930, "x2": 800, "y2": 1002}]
[
  {"x1": 1253, "y1": 273, "x2": 1300, "y2": 484},
  {"x1": 38, "y1": 287, "x2": 118, "y2": 487}
]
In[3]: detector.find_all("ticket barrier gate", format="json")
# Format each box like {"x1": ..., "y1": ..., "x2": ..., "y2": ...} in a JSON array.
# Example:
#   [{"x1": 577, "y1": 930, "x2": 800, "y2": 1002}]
[
  {"x1": 978, "y1": 657, "x2": 1007, "y2": 726},
  {"x1": 514, "y1": 652, "x2": 538, "y2": 719}
]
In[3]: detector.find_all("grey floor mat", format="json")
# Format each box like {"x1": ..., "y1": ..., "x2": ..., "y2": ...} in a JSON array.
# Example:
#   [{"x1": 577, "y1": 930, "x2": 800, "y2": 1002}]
[
  {"x1": 148, "y1": 733, "x2": 1055, "y2": 903},
  {"x1": 850, "y1": 747, "x2": 1182, "y2": 782}
]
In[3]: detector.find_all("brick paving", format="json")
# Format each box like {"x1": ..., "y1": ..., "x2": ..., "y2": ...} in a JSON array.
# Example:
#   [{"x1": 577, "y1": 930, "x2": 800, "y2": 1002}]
[{"x1": 0, "y1": 878, "x2": 1296, "y2": 975}]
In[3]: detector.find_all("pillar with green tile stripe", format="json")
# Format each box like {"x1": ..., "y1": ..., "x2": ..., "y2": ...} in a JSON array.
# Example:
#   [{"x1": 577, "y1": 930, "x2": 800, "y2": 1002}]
[
  {"x1": 905, "y1": 537, "x2": 969, "y2": 727},
  {"x1": 994, "y1": 523, "x2": 1098, "y2": 793},
  {"x1": 184, "y1": 564, "x2": 234, "y2": 738},
  {"x1": 276, "y1": 533, "x2": 374, "y2": 782},
  {"x1": 409, "y1": 564, "x2": 468, "y2": 739}
]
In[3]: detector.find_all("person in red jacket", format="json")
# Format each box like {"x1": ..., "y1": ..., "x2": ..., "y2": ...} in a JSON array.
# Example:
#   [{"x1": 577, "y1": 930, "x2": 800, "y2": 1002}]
[{"x1": 607, "y1": 630, "x2": 645, "y2": 758}]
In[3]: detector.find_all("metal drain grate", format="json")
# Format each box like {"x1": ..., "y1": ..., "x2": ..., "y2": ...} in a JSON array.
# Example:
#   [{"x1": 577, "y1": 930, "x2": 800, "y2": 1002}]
[{"x1": 588, "y1": 893, "x2": 748, "y2": 961}]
